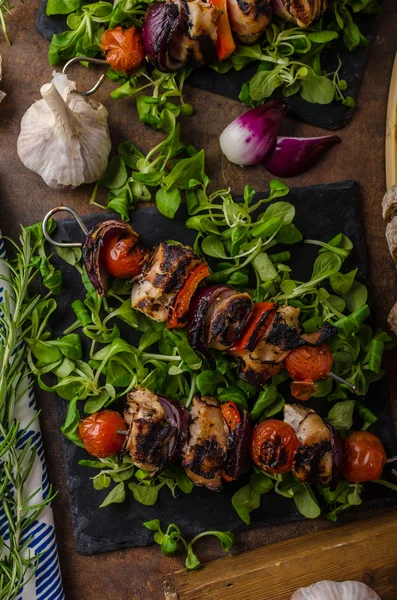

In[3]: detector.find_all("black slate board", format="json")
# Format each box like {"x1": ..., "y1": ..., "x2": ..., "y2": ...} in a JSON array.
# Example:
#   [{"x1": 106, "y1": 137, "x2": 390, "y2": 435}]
[
  {"x1": 49, "y1": 180, "x2": 397, "y2": 555},
  {"x1": 36, "y1": 2, "x2": 379, "y2": 130}
]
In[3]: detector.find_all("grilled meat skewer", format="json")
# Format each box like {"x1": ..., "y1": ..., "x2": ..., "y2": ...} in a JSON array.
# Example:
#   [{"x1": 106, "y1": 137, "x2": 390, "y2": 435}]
[
  {"x1": 182, "y1": 394, "x2": 228, "y2": 490},
  {"x1": 284, "y1": 403, "x2": 333, "y2": 486},
  {"x1": 227, "y1": 0, "x2": 272, "y2": 44},
  {"x1": 131, "y1": 242, "x2": 202, "y2": 322}
]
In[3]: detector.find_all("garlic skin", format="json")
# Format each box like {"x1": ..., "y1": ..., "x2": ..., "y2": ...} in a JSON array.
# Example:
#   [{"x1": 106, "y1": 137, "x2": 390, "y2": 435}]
[
  {"x1": 17, "y1": 73, "x2": 111, "y2": 190},
  {"x1": 291, "y1": 580, "x2": 381, "y2": 600}
]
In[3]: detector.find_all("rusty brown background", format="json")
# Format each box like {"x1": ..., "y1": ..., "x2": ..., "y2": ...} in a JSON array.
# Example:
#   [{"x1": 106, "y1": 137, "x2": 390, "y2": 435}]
[{"x1": 0, "y1": 2, "x2": 397, "y2": 599}]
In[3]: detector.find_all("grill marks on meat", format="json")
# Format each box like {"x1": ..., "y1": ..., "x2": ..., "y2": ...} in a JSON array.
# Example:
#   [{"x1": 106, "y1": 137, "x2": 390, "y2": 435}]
[
  {"x1": 168, "y1": 0, "x2": 222, "y2": 67},
  {"x1": 284, "y1": 403, "x2": 332, "y2": 486},
  {"x1": 208, "y1": 290, "x2": 253, "y2": 351},
  {"x1": 227, "y1": 0, "x2": 272, "y2": 44},
  {"x1": 188, "y1": 286, "x2": 253, "y2": 365},
  {"x1": 183, "y1": 395, "x2": 228, "y2": 490},
  {"x1": 124, "y1": 387, "x2": 173, "y2": 473},
  {"x1": 232, "y1": 305, "x2": 301, "y2": 388},
  {"x1": 131, "y1": 242, "x2": 201, "y2": 322},
  {"x1": 275, "y1": 0, "x2": 328, "y2": 28},
  {"x1": 230, "y1": 304, "x2": 337, "y2": 388}
]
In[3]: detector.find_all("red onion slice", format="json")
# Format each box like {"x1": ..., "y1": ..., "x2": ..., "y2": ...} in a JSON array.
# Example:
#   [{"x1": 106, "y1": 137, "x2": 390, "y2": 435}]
[
  {"x1": 327, "y1": 424, "x2": 344, "y2": 490},
  {"x1": 142, "y1": 2, "x2": 182, "y2": 72},
  {"x1": 158, "y1": 396, "x2": 191, "y2": 462},
  {"x1": 83, "y1": 220, "x2": 141, "y2": 296}
]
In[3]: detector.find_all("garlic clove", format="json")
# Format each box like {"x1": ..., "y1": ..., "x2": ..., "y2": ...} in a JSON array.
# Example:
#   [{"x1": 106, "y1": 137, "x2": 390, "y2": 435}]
[
  {"x1": 290, "y1": 580, "x2": 381, "y2": 600},
  {"x1": 17, "y1": 72, "x2": 111, "y2": 190}
]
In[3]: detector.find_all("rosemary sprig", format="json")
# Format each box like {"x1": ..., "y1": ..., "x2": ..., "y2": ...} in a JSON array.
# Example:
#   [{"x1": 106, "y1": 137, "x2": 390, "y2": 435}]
[
  {"x1": 0, "y1": 0, "x2": 24, "y2": 45},
  {"x1": 0, "y1": 228, "x2": 55, "y2": 600}
]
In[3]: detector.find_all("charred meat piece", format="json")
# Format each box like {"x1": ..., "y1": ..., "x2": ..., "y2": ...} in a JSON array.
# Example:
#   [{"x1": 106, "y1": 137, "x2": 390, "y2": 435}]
[
  {"x1": 83, "y1": 220, "x2": 147, "y2": 296},
  {"x1": 227, "y1": 0, "x2": 272, "y2": 44},
  {"x1": 229, "y1": 303, "x2": 337, "y2": 388},
  {"x1": 264, "y1": 305, "x2": 303, "y2": 351},
  {"x1": 124, "y1": 387, "x2": 172, "y2": 473},
  {"x1": 237, "y1": 353, "x2": 283, "y2": 387},
  {"x1": 229, "y1": 305, "x2": 298, "y2": 388},
  {"x1": 301, "y1": 322, "x2": 338, "y2": 346},
  {"x1": 284, "y1": 403, "x2": 332, "y2": 486},
  {"x1": 123, "y1": 387, "x2": 191, "y2": 474},
  {"x1": 188, "y1": 285, "x2": 253, "y2": 363},
  {"x1": 272, "y1": 0, "x2": 328, "y2": 29},
  {"x1": 131, "y1": 242, "x2": 202, "y2": 322},
  {"x1": 168, "y1": 0, "x2": 222, "y2": 67},
  {"x1": 183, "y1": 395, "x2": 228, "y2": 490},
  {"x1": 207, "y1": 288, "x2": 253, "y2": 351}
]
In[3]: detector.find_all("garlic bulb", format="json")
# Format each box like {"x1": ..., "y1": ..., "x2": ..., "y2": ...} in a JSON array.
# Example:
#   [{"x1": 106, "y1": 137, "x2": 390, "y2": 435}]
[
  {"x1": 17, "y1": 72, "x2": 111, "y2": 190},
  {"x1": 291, "y1": 580, "x2": 381, "y2": 600}
]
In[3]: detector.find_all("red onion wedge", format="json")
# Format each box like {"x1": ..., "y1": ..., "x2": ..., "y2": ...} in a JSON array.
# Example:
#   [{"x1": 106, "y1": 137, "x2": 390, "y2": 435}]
[
  {"x1": 271, "y1": 0, "x2": 293, "y2": 21},
  {"x1": 187, "y1": 285, "x2": 230, "y2": 365},
  {"x1": 83, "y1": 220, "x2": 143, "y2": 296},
  {"x1": 327, "y1": 424, "x2": 344, "y2": 491},
  {"x1": 219, "y1": 100, "x2": 289, "y2": 166},
  {"x1": 263, "y1": 135, "x2": 341, "y2": 178},
  {"x1": 142, "y1": 2, "x2": 182, "y2": 72},
  {"x1": 158, "y1": 396, "x2": 191, "y2": 462}
]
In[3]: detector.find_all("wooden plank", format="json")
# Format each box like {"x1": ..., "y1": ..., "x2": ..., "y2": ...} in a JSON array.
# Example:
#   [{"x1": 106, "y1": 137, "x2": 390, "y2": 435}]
[
  {"x1": 386, "y1": 52, "x2": 397, "y2": 189},
  {"x1": 164, "y1": 511, "x2": 397, "y2": 600}
]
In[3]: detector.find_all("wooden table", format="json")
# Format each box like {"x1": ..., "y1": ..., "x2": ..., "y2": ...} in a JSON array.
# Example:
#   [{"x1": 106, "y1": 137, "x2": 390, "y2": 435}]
[{"x1": 1, "y1": 3, "x2": 397, "y2": 599}]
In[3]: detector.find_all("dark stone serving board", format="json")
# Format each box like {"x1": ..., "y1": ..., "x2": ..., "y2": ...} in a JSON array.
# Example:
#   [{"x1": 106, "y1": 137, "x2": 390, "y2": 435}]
[
  {"x1": 50, "y1": 181, "x2": 397, "y2": 555},
  {"x1": 36, "y1": 1, "x2": 379, "y2": 130}
]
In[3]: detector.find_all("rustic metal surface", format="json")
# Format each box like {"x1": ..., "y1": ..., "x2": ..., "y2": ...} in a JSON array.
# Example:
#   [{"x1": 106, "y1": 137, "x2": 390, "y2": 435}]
[{"x1": 0, "y1": 2, "x2": 396, "y2": 599}]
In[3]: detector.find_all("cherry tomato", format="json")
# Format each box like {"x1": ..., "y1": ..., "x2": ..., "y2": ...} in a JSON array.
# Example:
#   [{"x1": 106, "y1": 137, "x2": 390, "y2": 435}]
[
  {"x1": 221, "y1": 401, "x2": 241, "y2": 432},
  {"x1": 251, "y1": 420, "x2": 299, "y2": 474},
  {"x1": 103, "y1": 233, "x2": 148, "y2": 279},
  {"x1": 78, "y1": 410, "x2": 127, "y2": 458},
  {"x1": 101, "y1": 26, "x2": 144, "y2": 74},
  {"x1": 342, "y1": 431, "x2": 387, "y2": 482},
  {"x1": 285, "y1": 343, "x2": 333, "y2": 382}
]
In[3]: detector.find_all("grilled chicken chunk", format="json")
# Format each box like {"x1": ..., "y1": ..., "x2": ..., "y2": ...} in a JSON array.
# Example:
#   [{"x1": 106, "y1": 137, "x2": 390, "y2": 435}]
[
  {"x1": 183, "y1": 395, "x2": 228, "y2": 490},
  {"x1": 284, "y1": 403, "x2": 332, "y2": 486},
  {"x1": 124, "y1": 387, "x2": 173, "y2": 473},
  {"x1": 231, "y1": 305, "x2": 301, "y2": 387},
  {"x1": 227, "y1": 0, "x2": 272, "y2": 44},
  {"x1": 272, "y1": 0, "x2": 328, "y2": 29},
  {"x1": 207, "y1": 289, "x2": 253, "y2": 351},
  {"x1": 169, "y1": 0, "x2": 222, "y2": 66},
  {"x1": 131, "y1": 242, "x2": 201, "y2": 322}
]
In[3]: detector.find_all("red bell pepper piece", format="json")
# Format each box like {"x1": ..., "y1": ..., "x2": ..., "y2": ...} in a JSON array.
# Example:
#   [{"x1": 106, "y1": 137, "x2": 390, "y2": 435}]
[
  {"x1": 221, "y1": 401, "x2": 241, "y2": 482},
  {"x1": 210, "y1": 0, "x2": 236, "y2": 61},
  {"x1": 221, "y1": 401, "x2": 241, "y2": 432},
  {"x1": 167, "y1": 262, "x2": 210, "y2": 329},
  {"x1": 229, "y1": 302, "x2": 278, "y2": 355}
]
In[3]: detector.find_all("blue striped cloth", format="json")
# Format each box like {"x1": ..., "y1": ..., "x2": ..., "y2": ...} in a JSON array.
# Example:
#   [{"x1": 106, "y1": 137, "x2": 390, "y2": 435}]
[{"x1": 0, "y1": 232, "x2": 65, "y2": 600}]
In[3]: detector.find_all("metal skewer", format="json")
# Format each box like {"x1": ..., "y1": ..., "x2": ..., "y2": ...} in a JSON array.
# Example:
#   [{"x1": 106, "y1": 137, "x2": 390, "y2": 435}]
[
  {"x1": 42, "y1": 206, "x2": 87, "y2": 248},
  {"x1": 62, "y1": 56, "x2": 108, "y2": 97},
  {"x1": 328, "y1": 371, "x2": 357, "y2": 392},
  {"x1": 42, "y1": 206, "x2": 358, "y2": 398}
]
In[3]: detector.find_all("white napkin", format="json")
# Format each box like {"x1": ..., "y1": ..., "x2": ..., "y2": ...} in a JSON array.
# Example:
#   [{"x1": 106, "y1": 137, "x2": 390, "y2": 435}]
[{"x1": 0, "y1": 231, "x2": 65, "y2": 600}]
